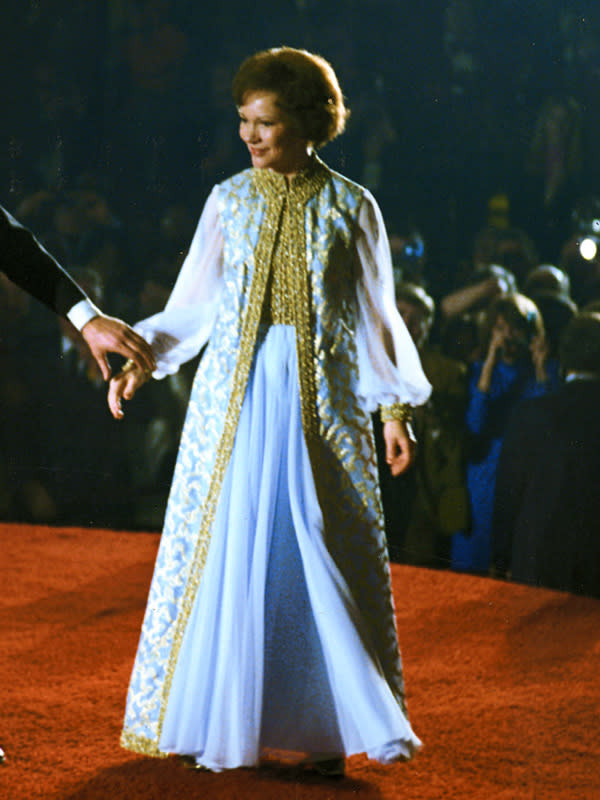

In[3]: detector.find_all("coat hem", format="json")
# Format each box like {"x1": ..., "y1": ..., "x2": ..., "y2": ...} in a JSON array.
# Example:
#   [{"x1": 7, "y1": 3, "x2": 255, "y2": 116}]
[{"x1": 120, "y1": 730, "x2": 169, "y2": 758}]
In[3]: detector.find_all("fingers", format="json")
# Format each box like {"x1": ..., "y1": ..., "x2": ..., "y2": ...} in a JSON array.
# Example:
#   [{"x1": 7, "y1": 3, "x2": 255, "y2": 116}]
[
  {"x1": 387, "y1": 440, "x2": 413, "y2": 476},
  {"x1": 95, "y1": 354, "x2": 112, "y2": 382},
  {"x1": 108, "y1": 377, "x2": 126, "y2": 419},
  {"x1": 107, "y1": 372, "x2": 139, "y2": 419},
  {"x1": 82, "y1": 317, "x2": 156, "y2": 378},
  {"x1": 384, "y1": 420, "x2": 416, "y2": 477},
  {"x1": 389, "y1": 451, "x2": 411, "y2": 477},
  {"x1": 117, "y1": 329, "x2": 156, "y2": 374},
  {"x1": 385, "y1": 438, "x2": 406, "y2": 476},
  {"x1": 108, "y1": 367, "x2": 148, "y2": 419}
]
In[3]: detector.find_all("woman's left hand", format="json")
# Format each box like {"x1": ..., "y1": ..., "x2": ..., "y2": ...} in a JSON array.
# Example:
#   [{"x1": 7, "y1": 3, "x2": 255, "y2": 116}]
[
  {"x1": 383, "y1": 419, "x2": 416, "y2": 476},
  {"x1": 107, "y1": 366, "x2": 149, "y2": 420}
]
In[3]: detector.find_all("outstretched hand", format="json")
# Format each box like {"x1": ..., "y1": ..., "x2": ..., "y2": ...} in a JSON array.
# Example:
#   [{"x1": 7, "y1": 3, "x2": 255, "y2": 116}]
[
  {"x1": 81, "y1": 315, "x2": 156, "y2": 381},
  {"x1": 383, "y1": 419, "x2": 416, "y2": 477}
]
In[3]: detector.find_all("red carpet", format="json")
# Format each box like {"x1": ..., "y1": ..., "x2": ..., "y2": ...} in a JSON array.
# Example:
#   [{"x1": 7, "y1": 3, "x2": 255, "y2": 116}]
[{"x1": 1, "y1": 523, "x2": 598, "y2": 800}]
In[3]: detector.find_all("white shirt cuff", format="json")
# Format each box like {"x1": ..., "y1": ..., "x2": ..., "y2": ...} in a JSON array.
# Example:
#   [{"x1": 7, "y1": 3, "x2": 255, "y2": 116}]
[{"x1": 67, "y1": 299, "x2": 101, "y2": 331}]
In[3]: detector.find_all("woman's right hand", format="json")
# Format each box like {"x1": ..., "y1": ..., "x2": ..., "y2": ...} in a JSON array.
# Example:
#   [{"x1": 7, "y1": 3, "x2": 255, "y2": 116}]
[{"x1": 108, "y1": 366, "x2": 149, "y2": 420}]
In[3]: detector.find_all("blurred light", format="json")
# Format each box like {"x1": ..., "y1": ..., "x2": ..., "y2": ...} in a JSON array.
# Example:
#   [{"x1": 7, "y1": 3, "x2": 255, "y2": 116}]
[{"x1": 579, "y1": 237, "x2": 598, "y2": 261}]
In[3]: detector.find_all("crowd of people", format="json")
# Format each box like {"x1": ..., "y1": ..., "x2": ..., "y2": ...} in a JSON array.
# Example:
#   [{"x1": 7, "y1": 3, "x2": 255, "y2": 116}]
[
  {"x1": 381, "y1": 264, "x2": 600, "y2": 599},
  {"x1": 1, "y1": 1, "x2": 599, "y2": 599}
]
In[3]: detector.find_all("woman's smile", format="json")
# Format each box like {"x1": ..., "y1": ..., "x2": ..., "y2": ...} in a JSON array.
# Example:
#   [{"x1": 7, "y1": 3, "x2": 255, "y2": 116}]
[{"x1": 238, "y1": 90, "x2": 311, "y2": 178}]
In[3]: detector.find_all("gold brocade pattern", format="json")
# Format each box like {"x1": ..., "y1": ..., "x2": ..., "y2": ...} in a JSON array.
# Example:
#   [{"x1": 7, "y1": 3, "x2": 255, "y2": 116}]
[
  {"x1": 305, "y1": 191, "x2": 408, "y2": 710},
  {"x1": 254, "y1": 162, "x2": 327, "y2": 444},
  {"x1": 153, "y1": 181, "x2": 282, "y2": 746},
  {"x1": 380, "y1": 402, "x2": 413, "y2": 423},
  {"x1": 260, "y1": 206, "x2": 295, "y2": 325},
  {"x1": 121, "y1": 730, "x2": 169, "y2": 757},
  {"x1": 120, "y1": 158, "x2": 412, "y2": 756}
]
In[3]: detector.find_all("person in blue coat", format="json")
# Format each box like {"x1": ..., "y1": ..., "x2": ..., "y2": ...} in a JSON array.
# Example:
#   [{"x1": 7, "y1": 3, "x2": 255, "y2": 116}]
[{"x1": 451, "y1": 293, "x2": 560, "y2": 573}]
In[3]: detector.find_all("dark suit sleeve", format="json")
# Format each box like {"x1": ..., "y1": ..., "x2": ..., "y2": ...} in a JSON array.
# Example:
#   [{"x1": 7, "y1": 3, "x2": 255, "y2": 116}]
[{"x1": 0, "y1": 204, "x2": 88, "y2": 317}]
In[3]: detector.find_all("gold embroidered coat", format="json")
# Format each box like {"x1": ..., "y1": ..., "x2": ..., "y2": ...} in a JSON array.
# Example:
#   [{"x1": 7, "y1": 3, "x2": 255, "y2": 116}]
[{"x1": 121, "y1": 157, "x2": 431, "y2": 755}]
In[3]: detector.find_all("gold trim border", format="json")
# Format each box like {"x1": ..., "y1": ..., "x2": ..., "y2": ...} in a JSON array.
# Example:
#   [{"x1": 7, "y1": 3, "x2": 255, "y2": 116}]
[{"x1": 153, "y1": 186, "x2": 283, "y2": 747}]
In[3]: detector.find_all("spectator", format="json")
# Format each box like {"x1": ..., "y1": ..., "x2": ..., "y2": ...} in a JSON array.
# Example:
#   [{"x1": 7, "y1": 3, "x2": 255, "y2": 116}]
[
  {"x1": 440, "y1": 263, "x2": 517, "y2": 321},
  {"x1": 522, "y1": 263, "x2": 571, "y2": 297},
  {"x1": 451, "y1": 293, "x2": 560, "y2": 573},
  {"x1": 378, "y1": 282, "x2": 469, "y2": 567},
  {"x1": 521, "y1": 264, "x2": 577, "y2": 361},
  {"x1": 439, "y1": 312, "x2": 482, "y2": 366},
  {"x1": 525, "y1": 289, "x2": 577, "y2": 361},
  {"x1": 492, "y1": 312, "x2": 600, "y2": 597}
]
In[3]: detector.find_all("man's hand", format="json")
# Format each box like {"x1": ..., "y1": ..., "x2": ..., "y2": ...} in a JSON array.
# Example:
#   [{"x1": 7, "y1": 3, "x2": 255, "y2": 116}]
[
  {"x1": 383, "y1": 418, "x2": 417, "y2": 477},
  {"x1": 81, "y1": 315, "x2": 156, "y2": 381}
]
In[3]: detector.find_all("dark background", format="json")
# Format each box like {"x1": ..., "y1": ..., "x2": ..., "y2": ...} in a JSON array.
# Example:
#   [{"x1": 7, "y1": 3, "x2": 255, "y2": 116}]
[
  {"x1": 2, "y1": 1, "x2": 599, "y2": 266},
  {"x1": 1, "y1": 0, "x2": 599, "y2": 528}
]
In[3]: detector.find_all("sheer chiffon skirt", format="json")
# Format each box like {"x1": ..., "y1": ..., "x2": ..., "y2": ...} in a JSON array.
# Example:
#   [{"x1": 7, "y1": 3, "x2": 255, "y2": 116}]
[{"x1": 159, "y1": 325, "x2": 421, "y2": 771}]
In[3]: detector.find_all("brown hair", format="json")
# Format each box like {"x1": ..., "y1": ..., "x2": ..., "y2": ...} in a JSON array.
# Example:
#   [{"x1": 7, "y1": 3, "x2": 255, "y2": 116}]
[
  {"x1": 232, "y1": 47, "x2": 349, "y2": 148},
  {"x1": 484, "y1": 293, "x2": 545, "y2": 347}
]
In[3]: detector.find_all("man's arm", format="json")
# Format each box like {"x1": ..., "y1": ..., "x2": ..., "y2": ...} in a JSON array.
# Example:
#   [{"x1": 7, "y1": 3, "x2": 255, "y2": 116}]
[
  {"x1": 0, "y1": 204, "x2": 86, "y2": 315},
  {"x1": 0, "y1": 204, "x2": 156, "y2": 378}
]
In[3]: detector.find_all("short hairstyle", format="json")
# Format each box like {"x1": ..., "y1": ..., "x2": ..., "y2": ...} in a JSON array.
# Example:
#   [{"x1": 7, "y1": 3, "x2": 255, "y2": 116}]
[
  {"x1": 232, "y1": 47, "x2": 349, "y2": 148},
  {"x1": 394, "y1": 281, "x2": 435, "y2": 321},
  {"x1": 559, "y1": 311, "x2": 600, "y2": 373}
]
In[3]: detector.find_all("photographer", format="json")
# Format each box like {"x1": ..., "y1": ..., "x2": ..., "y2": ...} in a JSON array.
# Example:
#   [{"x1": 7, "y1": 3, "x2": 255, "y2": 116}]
[{"x1": 451, "y1": 293, "x2": 560, "y2": 573}]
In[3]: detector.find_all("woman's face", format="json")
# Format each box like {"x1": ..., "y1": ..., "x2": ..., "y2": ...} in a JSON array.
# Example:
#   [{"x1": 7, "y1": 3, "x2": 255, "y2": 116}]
[
  {"x1": 238, "y1": 91, "x2": 310, "y2": 177},
  {"x1": 492, "y1": 313, "x2": 529, "y2": 363}
]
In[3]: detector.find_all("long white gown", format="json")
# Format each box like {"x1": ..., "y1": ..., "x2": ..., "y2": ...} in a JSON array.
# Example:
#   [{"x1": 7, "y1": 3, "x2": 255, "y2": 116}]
[{"x1": 127, "y1": 167, "x2": 431, "y2": 771}]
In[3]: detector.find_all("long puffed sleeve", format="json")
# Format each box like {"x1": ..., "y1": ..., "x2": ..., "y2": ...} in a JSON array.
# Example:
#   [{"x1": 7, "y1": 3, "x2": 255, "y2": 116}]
[
  {"x1": 134, "y1": 187, "x2": 224, "y2": 378},
  {"x1": 354, "y1": 190, "x2": 431, "y2": 410}
]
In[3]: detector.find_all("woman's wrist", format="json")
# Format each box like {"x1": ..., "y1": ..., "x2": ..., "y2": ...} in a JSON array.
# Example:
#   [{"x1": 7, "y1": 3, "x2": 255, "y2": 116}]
[{"x1": 380, "y1": 401, "x2": 413, "y2": 424}]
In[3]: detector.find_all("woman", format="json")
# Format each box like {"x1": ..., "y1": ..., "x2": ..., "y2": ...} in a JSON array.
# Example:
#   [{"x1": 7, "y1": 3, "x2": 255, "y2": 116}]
[
  {"x1": 109, "y1": 47, "x2": 430, "y2": 774},
  {"x1": 451, "y1": 293, "x2": 560, "y2": 573}
]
